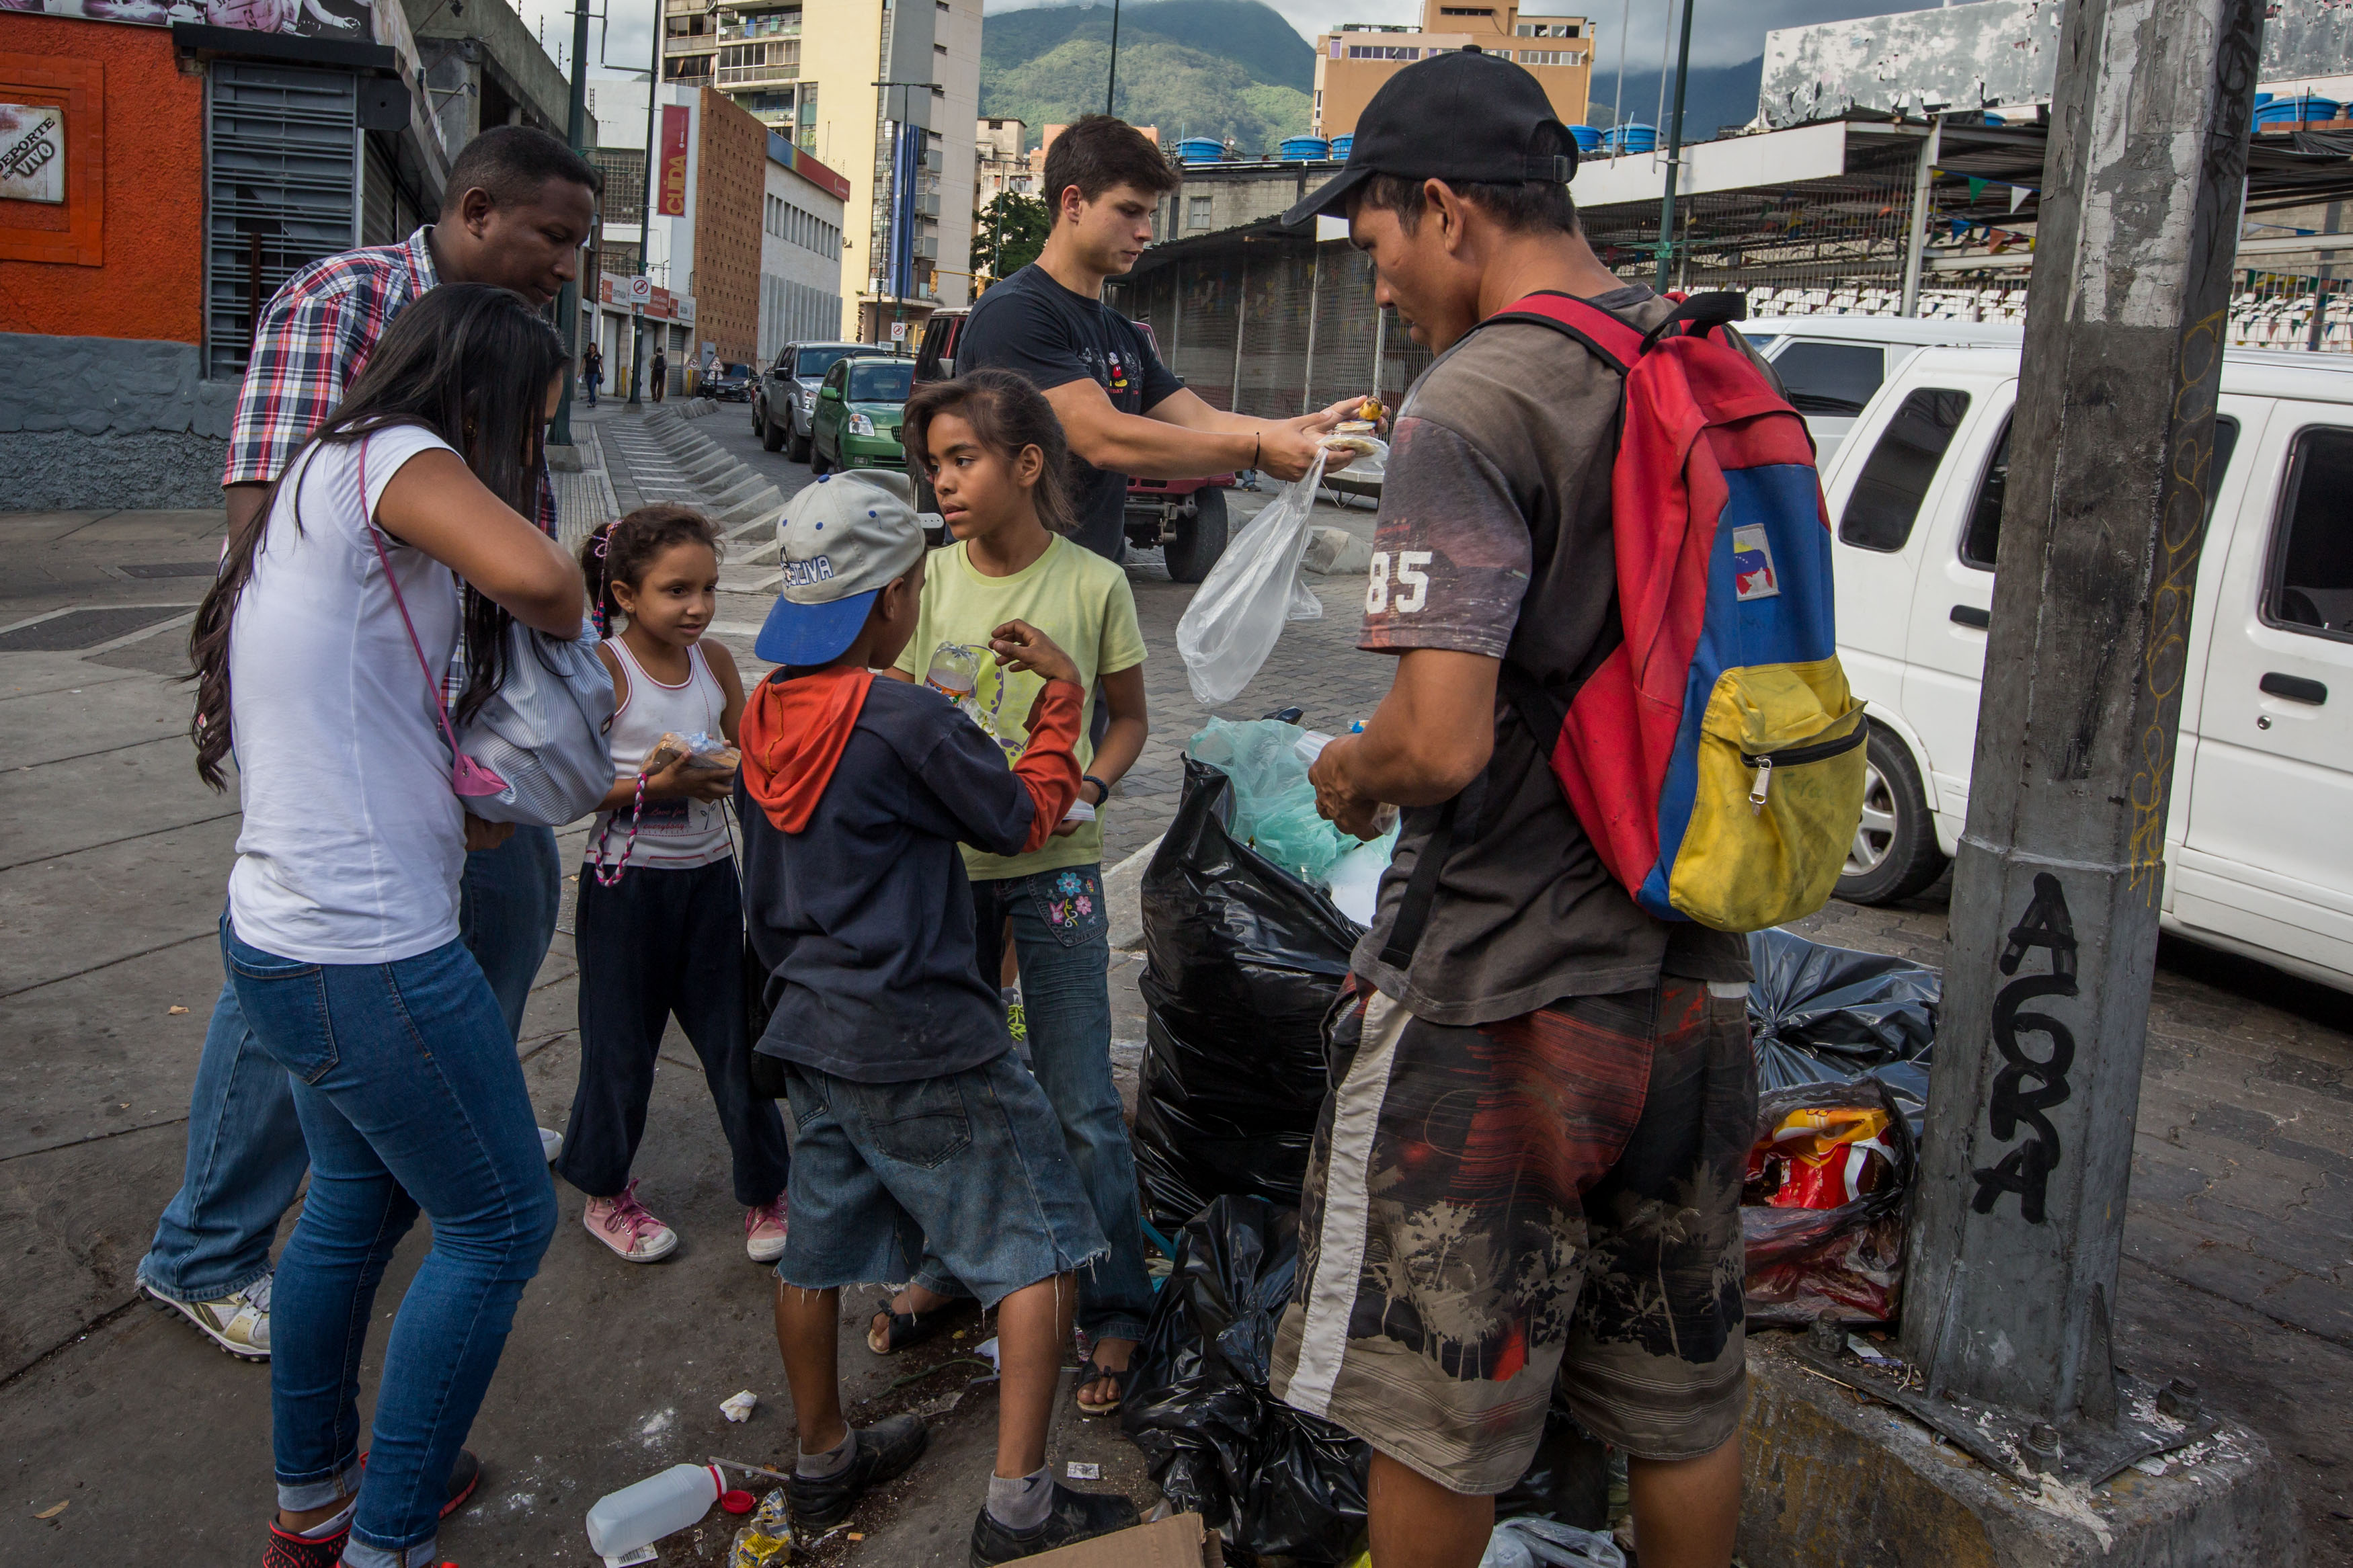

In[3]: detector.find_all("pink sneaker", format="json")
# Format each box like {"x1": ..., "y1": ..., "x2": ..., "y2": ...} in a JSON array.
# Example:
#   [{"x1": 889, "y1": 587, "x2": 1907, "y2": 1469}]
[
  {"x1": 584, "y1": 1179, "x2": 678, "y2": 1262},
  {"x1": 744, "y1": 1196, "x2": 789, "y2": 1263}
]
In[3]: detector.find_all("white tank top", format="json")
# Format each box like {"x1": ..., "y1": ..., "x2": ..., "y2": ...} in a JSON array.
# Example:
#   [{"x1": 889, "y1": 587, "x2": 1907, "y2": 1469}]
[{"x1": 589, "y1": 638, "x2": 732, "y2": 869}]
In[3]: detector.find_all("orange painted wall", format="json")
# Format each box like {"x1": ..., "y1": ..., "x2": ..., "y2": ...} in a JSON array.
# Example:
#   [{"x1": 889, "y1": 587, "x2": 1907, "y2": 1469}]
[{"x1": 0, "y1": 15, "x2": 204, "y2": 343}]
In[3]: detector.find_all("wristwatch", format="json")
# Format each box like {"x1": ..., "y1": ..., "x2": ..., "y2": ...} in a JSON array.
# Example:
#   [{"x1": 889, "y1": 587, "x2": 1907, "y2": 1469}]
[{"x1": 1082, "y1": 774, "x2": 1111, "y2": 807}]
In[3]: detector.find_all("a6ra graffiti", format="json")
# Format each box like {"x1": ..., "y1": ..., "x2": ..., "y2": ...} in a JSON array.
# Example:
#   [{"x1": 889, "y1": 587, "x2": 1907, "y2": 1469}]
[{"x1": 1970, "y1": 872, "x2": 2077, "y2": 1225}]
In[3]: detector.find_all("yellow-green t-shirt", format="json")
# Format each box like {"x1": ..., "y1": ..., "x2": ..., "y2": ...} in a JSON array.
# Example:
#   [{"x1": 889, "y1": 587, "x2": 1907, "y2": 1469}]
[{"x1": 893, "y1": 534, "x2": 1148, "y2": 880}]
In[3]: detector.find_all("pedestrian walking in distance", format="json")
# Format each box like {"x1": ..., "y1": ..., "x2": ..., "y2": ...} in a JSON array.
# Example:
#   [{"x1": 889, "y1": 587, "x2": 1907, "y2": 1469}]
[
  {"x1": 186, "y1": 283, "x2": 584, "y2": 1568},
  {"x1": 651, "y1": 345, "x2": 668, "y2": 402},
  {"x1": 584, "y1": 341, "x2": 604, "y2": 407}
]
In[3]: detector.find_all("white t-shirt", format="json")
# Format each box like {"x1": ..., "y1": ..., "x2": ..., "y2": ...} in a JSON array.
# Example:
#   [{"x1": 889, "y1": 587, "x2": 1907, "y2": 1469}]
[{"x1": 227, "y1": 425, "x2": 470, "y2": 964}]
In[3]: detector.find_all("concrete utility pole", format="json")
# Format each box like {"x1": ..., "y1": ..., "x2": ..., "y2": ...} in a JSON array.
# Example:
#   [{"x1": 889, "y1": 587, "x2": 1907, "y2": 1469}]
[
  {"x1": 631, "y1": 9, "x2": 661, "y2": 407},
  {"x1": 553, "y1": 0, "x2": 592, "y2": 448},
  {"x1": 1901, "y1": 0, "x2": 2266, "y2": 1423}
]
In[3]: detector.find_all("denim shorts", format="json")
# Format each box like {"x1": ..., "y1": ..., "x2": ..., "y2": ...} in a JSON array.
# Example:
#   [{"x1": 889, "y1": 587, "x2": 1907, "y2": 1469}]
[{"x1": 778, "y1": 1050, "x2": 1108, "y2": 1307}]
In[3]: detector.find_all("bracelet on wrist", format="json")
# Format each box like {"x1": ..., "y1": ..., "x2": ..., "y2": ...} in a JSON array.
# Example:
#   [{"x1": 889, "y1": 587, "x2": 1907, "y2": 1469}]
[{"x1": 1082, "y1": 774, "x2": 1110, "y2": 807}]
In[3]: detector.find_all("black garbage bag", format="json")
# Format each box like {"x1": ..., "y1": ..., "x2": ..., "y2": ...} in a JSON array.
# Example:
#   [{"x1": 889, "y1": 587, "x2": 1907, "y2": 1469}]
[
  {"x1": 1133, "y1": 758, "x2": 1359, "y2": 1228},
  {"x1": 1747, "y1": 927, "x2": 1940, "y2": 1130},
  {"x1": 1743, "y1": 1077, "x2": 1917, "y2": 1327},
  {"x1": 1123, "y1": 1197, "x2": 1612, "y2": 1565}
]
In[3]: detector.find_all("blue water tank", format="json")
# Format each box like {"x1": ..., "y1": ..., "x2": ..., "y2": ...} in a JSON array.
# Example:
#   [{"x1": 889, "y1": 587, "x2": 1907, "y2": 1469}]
[
  {"x1": 1565, "y1": 124, "x2": 1603, "y2": 153},
  {"x1": 1279, "y1": 136, "x2": 1331, "y2": 161},
  {"x1": 1605, "y1": 123, "x2": 1657, "y2": 154},
  {"x1": 1176, "y1": 137, "x2": 1226, "y2": 164},
  {"x1": 1329, "y1": 134, "x2": 1354, "y2": 159},
  {"x1": 2256, "y1": 93, "x2": 2340, "y2": 126}
]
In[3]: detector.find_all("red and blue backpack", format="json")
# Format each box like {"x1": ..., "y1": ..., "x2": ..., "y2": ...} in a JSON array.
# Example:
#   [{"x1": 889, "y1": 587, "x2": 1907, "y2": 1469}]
[{"x1": 1380, "y1": 292, "x2": 1867, "y2": 961}]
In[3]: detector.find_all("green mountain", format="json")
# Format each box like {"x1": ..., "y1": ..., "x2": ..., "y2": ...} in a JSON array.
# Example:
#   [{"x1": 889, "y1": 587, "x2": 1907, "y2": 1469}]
[{"x1": 981, "y1": 0, "x2": 1315, "y2": 156}]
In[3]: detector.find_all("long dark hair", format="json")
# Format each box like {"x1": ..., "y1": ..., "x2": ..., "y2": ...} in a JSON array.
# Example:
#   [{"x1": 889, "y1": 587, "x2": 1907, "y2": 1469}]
[
  {"x1": 580, "y1": 504, "x2": 723, "y2": 637},
  {"x1": 902, "y1": 368, "x2": 1078, "y2": 536},
  {"x1": 188, "y1": 284, "x2": 569, "y2": 790}
]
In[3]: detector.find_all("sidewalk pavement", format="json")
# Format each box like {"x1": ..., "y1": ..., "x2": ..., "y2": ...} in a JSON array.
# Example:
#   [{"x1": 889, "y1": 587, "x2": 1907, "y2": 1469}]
[{"x1": 2, "y1": 411, "x2": 2347, "y2": 1563}]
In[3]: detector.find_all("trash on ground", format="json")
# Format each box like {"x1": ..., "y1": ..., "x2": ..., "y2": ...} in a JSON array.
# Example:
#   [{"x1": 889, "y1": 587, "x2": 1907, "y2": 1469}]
[
  {"x1": 973, "y1": 1335, "x2": 1000, "y2": 1369},
  {"x1": 1476, "y1": 1516, "x2": 1626, "y2": 1568},
  {"x1": 1747, "y1": 928, "x2": 1938, "y2": 1130},
  {"x1": 720, "y1": 1389, "x2": 758, "y2": 1423},
  {"x1": 33, "y1": 1501, "x2": 67, "y2": 1520},
  {"x1": 1012, "y1": 1510, "x2": 1224, "y2": 1566},
  {"x1": 602, "y1": 1549, "x2": 656, "y2": 1568},
  {"x1": 727, "y1": 1489, "x2": 794, "y2": 1567},
  {"x1": 1123, "y1": 1196, "x2": 1610, "y2": 1565},
  {"x1": 1175, "y1": 452, "x2": 1332, "y2": 706},
  {"x1": 1742, "y1": 1079, "x2": 1917, "y2": 1326},
  {"x1": 719, "y1": 1488, "x2": 756, "y2": 1514},
  {"x1": 584, "y1": 1461, "x2": 723, "y2": 1558},
  {"x1": 167, "y1": 1005, "x2": 188, "y2": 1015},
  {"x1": 1066, "y1": 1461, "x2": 1101, "y2": 1480},
  {"x1": 1134, "y1": 759, "x2": 1363, "y2": 1226}
]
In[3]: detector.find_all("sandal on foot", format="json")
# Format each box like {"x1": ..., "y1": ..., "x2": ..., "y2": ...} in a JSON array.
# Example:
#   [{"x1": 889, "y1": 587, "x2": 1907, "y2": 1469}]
[
  {"x1": 867, "y1": 1303, "x2": 961, "y2": 1356},
  {"x1": 1073, "y1": 1356, "x2": 1133, "y2": 1417}
]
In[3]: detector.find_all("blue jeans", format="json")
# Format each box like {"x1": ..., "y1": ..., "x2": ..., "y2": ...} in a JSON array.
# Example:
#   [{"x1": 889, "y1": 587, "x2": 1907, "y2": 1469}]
[
  {"x1": 913, "y1": 865, "x2": 1154, "y2": 1347},
  {"x1": 140, "y1": 826, "x2": 561, "y2": 1303},
  {"x1": 225, "y1": 919, "x2": 557, "y2": 1568}
]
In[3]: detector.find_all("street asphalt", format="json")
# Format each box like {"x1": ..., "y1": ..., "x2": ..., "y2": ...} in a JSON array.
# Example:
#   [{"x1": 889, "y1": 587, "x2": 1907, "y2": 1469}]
[{"x1": 1, "y1": 401, "x2": 2346, "y2": 1565}]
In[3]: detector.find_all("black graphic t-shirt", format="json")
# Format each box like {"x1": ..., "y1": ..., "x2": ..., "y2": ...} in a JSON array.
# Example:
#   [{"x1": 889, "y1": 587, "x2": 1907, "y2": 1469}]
[{"x1": 957, "y1": 263, "x2": 1184, "y2": 561}]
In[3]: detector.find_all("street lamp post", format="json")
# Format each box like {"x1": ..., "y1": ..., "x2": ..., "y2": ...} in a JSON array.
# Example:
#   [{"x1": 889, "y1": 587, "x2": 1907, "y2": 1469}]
[
  {"x1": 630, "y1": 2, "x2": 661, "y2": 405},
  {"x1": 552, "y1": 0, "x2": 592, "y2": 446},
  {"x1": 1105, "y1": 0, "x2": 1121, "y2": 116},
  {"x1": 1652, "y1": 0, "x2": 1695, "y2": 290}
]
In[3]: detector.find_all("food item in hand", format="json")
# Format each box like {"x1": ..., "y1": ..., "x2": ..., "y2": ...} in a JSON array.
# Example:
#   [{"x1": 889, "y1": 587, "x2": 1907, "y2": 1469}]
[
  {"x1": 659, "y1": 731, "x2": 741, "y2": 773},
  {"x1": 1322, "y1": 433, "x2": 1380, "y2": 457},
  {"x1": 1355, "y1": 398, "x2": 1385, "y2": 422}
]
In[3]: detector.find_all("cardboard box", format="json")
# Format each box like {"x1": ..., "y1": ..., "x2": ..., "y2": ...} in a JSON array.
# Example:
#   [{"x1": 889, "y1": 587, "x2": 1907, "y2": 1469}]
[{"x1": 1015, "y1": 1512, "x2": 1225, "y2": 1566}]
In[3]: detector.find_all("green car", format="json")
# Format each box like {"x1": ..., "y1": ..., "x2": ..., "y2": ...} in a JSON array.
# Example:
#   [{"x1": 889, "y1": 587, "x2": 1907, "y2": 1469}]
[{"x1": 809, "y1": 355, "x2": 915, "y2": 475}]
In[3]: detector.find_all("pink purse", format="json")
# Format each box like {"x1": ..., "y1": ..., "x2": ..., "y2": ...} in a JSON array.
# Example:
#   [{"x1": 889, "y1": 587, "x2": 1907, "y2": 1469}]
[{"x1": 358, "y1": 439, "x2": 510, "y2": 800}]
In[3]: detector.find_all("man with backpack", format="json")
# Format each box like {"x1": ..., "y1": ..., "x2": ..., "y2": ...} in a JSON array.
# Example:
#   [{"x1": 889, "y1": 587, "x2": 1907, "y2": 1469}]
[{"x1": 1269, "y1": 52, "x2": 1780, "y2": 1568}]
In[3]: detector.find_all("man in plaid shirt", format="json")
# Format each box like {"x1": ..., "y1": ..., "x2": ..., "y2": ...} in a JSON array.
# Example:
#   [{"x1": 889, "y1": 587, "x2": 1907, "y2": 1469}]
[{"x1": 140, "y1": 128, "x2": 600, "y2": 1392}]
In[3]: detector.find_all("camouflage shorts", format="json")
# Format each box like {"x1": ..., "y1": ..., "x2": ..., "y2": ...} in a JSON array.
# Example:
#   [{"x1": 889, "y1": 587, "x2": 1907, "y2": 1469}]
[{"x1": 1269, "y1": 979, "x2": 1757, "y2": 1493}]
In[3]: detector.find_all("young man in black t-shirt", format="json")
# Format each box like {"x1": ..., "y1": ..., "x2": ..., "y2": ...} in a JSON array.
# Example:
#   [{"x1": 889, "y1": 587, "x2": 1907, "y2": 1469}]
[{"x1": 958, "y1": 115, "x2": 1367, "y2": 561}]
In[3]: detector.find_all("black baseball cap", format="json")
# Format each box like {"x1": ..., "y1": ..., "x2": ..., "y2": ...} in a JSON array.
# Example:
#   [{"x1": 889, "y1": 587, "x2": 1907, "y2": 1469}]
[{"x1": 1283, "y1": 46, "x2": 1578, "y2": 228}]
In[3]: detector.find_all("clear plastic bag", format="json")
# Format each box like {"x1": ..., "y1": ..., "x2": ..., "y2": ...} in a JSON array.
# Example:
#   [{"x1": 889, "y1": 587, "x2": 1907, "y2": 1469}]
[
  {"x1": 1185, "y1": 718, "x2": 1358, "y2": 886},
  {"x1": 1176, "y1": 452, "x2": 1330, "y2": 707}
]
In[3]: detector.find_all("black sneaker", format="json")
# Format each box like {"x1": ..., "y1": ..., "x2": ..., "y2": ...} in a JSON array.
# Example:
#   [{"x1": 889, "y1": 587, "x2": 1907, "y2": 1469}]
[
  {"x1": 967, "y1": 1482, "x2": 1141, "y2": 1565},
  {"x1": 787, "y1": 1414, "x2": 930, "y2": 1530}
]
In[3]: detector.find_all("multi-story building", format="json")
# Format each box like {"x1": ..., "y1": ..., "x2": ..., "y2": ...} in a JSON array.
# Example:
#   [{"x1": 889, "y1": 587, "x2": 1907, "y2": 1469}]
[
  {"x1": 588, "y1": 79, "x2": 846, "y2": 393},
  {"x1": 1312, "y1": 0, "x2": 1592, "y2": 139},
  {"x1": 657, "y1": 0, "x2": 979, "y2": 338},
  {"x1": 978, "y1": 116, "x2": 1031, "y2": 202}
]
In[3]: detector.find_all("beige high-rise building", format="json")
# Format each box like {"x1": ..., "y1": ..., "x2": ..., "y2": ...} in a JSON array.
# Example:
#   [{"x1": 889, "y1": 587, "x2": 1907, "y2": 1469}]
[
  {"x1": 660, "y1": 0, "x2": 980, "y2": 335},
  {"x1": 1312, "y1": 0, "x2": 1593, "y2": 141}
]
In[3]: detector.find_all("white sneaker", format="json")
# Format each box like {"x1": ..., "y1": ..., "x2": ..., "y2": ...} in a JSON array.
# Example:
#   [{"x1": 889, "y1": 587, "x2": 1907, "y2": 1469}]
[
  {"x1": 540, "y1": 1126, "x2": 563, "y2": 1164},
  {"x1": 584, "y1": 1179, "x2": 679, "y2": 1262},
  {"x1": 144, "y1": 1273, "x2": 271, "y2": 1360}
]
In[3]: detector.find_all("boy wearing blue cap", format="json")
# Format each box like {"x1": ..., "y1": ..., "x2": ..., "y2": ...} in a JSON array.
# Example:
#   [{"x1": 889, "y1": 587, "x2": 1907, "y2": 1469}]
[{"x1": 734, "y1": 470, "x2": 1141, "y2": 1564}]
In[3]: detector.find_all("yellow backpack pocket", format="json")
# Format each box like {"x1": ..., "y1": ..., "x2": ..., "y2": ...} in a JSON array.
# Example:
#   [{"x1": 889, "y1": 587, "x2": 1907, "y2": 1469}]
[{"x1": 1668, "y1": 657, "x2": 1868, "y2": 932}]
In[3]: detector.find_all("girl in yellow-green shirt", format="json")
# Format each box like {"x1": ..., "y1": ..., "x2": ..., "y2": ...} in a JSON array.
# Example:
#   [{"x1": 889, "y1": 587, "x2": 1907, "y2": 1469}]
[{"x1": 878, "y1": 370, "x2": 1154, "y2": 1417}]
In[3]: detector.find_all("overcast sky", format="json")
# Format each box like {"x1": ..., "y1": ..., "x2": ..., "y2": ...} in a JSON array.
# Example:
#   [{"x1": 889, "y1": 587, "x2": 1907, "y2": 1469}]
[{"x1": 519, "y1": 0, "x2": 1964, "y2": 103}]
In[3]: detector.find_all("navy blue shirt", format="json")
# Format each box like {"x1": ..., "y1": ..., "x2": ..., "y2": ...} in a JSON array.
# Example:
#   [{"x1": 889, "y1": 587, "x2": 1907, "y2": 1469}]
[
  {"x1": 738, "y1": 676, "x2": 1036, "y2": 1083},
  {"x1": 957, "y1": 263, "x2": 1184, "y2": 561}
]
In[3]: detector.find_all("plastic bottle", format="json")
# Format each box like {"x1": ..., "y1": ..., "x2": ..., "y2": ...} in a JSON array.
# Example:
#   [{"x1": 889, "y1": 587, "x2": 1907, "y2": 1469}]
[{"x1": 584, "y1": 1462, "x2": 723, "y2": 1557}]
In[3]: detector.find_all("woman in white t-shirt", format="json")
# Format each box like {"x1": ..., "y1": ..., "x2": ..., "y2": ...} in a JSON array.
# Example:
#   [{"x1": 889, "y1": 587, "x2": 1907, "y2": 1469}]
[{"x1": 184, "y1": 283, "x2": 586, "y2": 1568}]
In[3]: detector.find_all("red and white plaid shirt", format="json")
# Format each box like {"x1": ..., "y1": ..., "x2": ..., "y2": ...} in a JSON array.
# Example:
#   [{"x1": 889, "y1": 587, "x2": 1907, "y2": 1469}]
[{"x1": 223, "y1": 224, "x2": 557, "y2": 536}]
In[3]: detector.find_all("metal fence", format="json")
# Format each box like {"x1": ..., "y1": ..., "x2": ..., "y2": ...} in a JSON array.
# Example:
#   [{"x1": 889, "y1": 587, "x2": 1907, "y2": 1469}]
[{"x1": 1117, "y1": 244, "x2": 1434, "y2": 415}]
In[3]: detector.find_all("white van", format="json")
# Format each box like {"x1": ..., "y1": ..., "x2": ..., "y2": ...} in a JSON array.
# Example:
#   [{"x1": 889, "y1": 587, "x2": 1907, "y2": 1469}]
[
  {"x1": 1743, "y1": 316, "x2": 2024, "y2": 462},
  {"x1": 1825, "y1": 343, "x2": 2353, "y2": 993}
]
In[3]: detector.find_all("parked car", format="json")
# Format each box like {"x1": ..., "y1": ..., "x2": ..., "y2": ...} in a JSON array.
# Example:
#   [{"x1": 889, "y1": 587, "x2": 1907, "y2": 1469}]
[
  {"x1": 703, "y1": 361, "x2": 756, "y2": 402},
  {"x1": 809, "y1": 354, "x2": 916, "y2": 475},
  {"x1": 910, "y1": 308, "x2": 1234, "y2": 579},
  {"x1": 1741, "y1": 315, "x2": 2023, "y2": 462},
  {"x1": 756, "y1": 341, "x2": 891, "y2": 460},
  {"x1": 1823, "y1": 342, "x2": 2353, "y2": 992}
]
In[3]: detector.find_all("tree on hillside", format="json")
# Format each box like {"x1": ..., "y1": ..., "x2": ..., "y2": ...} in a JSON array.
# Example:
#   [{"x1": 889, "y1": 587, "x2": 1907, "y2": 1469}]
[{"x1": 974, "y1": 192, "x2": 1051, "y2": 287}]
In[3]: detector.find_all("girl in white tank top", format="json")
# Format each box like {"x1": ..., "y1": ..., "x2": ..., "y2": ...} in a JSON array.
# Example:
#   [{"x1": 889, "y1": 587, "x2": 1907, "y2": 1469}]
[{"x1": 562, "y1": 507, "x2": 793, "y2": 1268}]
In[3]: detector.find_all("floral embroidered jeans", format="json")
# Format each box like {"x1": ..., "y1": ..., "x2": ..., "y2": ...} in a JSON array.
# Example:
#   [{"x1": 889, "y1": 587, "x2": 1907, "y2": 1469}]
[{"x1": 908, "y1": 864, "x2": 1155, "y2": 1347}]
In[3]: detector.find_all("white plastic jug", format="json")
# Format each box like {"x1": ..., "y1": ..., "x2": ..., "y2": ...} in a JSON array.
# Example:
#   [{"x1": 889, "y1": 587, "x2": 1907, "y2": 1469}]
[{"x1": 584, "y1": 1462, "x2": 723, "y2": 1557}]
